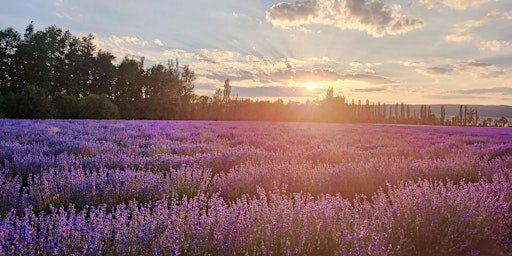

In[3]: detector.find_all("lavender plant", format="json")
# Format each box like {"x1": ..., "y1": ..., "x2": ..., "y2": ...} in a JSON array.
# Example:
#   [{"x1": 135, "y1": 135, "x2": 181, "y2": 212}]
[{"x1": 0, "y1": 120, "x2": 511, "y2": 255}]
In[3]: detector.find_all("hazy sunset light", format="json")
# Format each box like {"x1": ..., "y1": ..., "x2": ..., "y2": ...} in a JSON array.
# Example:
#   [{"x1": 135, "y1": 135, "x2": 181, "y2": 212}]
[
  {"x1": 1, "y1": 0, "x2": 511, "y2": 104},
  {"x1": 304, "y1": 82, "x2": 318, "y2": 90}
]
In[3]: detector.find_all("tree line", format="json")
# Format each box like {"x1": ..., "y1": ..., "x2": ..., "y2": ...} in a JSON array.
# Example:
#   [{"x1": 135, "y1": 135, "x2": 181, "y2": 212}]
[
  {"x1": 0, "y1": 22, "x2": 195, "y2": 119},
  {"x1": 0, "y1": 23, "x2": 509, "y2": 126}
]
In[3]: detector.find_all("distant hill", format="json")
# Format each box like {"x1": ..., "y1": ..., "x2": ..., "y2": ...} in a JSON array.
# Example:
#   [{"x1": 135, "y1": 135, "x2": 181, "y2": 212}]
[{"x1": 409, "y1": 104, "x2": 512, "y2": 120}]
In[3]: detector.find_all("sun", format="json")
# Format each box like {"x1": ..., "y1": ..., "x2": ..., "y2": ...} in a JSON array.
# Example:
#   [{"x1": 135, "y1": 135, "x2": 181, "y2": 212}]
[{"x1": 304, "y1": 82, "x2": 318, "y2": 90}]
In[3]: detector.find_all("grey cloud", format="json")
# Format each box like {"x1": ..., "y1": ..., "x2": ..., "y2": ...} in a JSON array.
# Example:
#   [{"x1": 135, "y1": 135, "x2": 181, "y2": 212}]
[
  {"x1": 265, "y1": 0, "x2": 320, "y2": 25},
  {"x1": 352, "y1": 86, "x2": 388, "y2": 92},
  {"x1": 454, "y1": 61, "x2": 505, "y2": 78},
  {"x1": 333, "y1": 0, "x2": 424, "y2": 36},
  {"x1": 424, "y1": 94, "x2": 491, "y2": 100},
  {"x1": 417, "y1": 62, "x2": 505, "y2": 79},
  {"x1": 417, "y1": 66, "x2": 453, "y2": 77},
  {"x1": 266, "y1": 0, "x2": 424, "y2": 37},
  {"x1": 205, "y1": 69, "x2": 257, "y2": 82},
  {"x1": 447, "y1": 87, "x2": 512, "y2": 95}
]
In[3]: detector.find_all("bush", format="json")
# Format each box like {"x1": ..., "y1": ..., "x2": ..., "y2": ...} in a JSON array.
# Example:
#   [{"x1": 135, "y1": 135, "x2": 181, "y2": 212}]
[
  {"x1": 1, "y1": 86, "x2": 55, "y2": 118},
  {"x1": 52, "y1": 93, "x2": 79, "y2": 119},
  {"x1": 78, "y1": 94, "x2": 120, "y2": 119}
]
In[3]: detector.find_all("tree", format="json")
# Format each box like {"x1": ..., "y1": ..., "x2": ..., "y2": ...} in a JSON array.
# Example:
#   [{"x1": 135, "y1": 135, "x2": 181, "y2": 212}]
[
  {"x1": 90, "y1": 50, "x2": 117, "y2": 96},
  {"x1": 78, "y1": 94, "x2": 119, "y2": 119},
  {"x1": 53, "y1": 93, "x2": 79, "y2": 119},
  {"x1": 467, "y1": 108, "x2": 475, "y2": 126},
  {"x1": 464, "y1": 105, "x2": 468, "y2": 126},
  {"x1": 440, "y1": 105, "x2": 446, "y2": 125},
  {"x1": 0, "y1": 27, "x2": 21, "y2": 94},
  {"x1": 140, "y1": 62, "x2": 181, "y2": 119},
  {"x1": 459, "y1": 105, "x2": 463, "y2": 125},
  {"x1": 394, "y1": 103, "x2": 398, "y2": 122},
  {"x1": 179, "y1": 65, "x2": 195, "y2": 103},
  {"x1": 223, "y1": 78, "x2": 231, "y2": 104},
  {"x1": 325, "y1": 87, "x2": 334, "y2": 101},
  {"x1": 59, "y1": 34, "x2": 96, "y2": 96},
  {"x1": 400, "y1": 102, "x2": 405, "y2": 121},
  {"x1": 115, "y1": 57, "x2": 144, "y2": 118},
  {"x1": 3, "y1": 85, "x2": 54, "y2": 118},
  {"x1": 475, "y1": 107, "x2": 479, "y2": 126},
  {"x1": 497, "y1": 117, "x2": 509, "y2": 127}
]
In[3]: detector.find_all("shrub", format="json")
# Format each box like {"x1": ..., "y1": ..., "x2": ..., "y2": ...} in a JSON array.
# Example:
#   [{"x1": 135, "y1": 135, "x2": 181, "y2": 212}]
[
  {"x1": 52, "y1": 93, "x2": 79, "y2": 119},
  {"x1": 78, "y1": 94, "x2": 119, "y2": 119}
]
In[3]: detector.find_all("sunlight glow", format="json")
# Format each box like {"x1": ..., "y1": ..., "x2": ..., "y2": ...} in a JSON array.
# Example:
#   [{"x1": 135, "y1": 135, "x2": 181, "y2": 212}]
[{"x1": 304, "y1": 82, "x2": 318, "y2": 90}]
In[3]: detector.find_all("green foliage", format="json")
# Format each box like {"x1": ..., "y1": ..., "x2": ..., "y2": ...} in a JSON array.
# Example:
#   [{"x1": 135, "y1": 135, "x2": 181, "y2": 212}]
[
  {"x1": 1, "y1": 85, "x2": 54, "y2": 118},
  {"x1": 78, "y1": 94, "x2": 119, "y2": 119},
  {"x1": 0, "y1": 93, "x2": 3, "y2": 118},
  {"x1": 52, "y1": 93, "x2": 79, "y2": 119},
  {"x1": 1, "y1": 91, "x2": 18, "y2": 117}
]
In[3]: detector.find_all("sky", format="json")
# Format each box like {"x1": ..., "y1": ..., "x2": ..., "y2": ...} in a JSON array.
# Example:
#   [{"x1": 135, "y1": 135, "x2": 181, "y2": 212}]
[{"x1": 1, "y1": 0, "x2": 512, "y2": 105}]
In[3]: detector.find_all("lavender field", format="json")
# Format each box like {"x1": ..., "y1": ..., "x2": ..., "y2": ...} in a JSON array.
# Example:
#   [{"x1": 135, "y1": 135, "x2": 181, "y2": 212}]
[{"x1": 1, "y1": 120, "x2": 511, "y2": 255}]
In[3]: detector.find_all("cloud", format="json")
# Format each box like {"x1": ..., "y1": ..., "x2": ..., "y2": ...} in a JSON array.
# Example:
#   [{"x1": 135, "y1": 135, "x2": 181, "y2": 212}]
[
  {"x1": 417, "y1": 0, "x2": 495, "y2": 10},
  {"x1": 480, "y1": 40, "x2": 512, "y2": 51},
  {"x1": 447, "y1": 86, "x2": 512, "y2": 95},
  {"x1": 198, "y1": 49, "x2": 238, "y2": 64},
  {"x1": 445, "y1": 19, "x2": 485, "y2": 42},
  {"x1": 268, "y1": 68, "x2": 340, "y2": 83},
  {"x1": 266, "y1": 0, "x2": 424, "y2": 37},
  {"x1": 92, "y1": 34, "x2": 157, "y2": 62},
  {"x1": 232, "y1": 86, "x2": 324, "y2": 97},
  {"x1": 268, "y1": 68, "x2": 395, "y2": 84},
  {"x1": 154, "y1": 39, "x2": 164, "y2": 46},
  {"x1": 416, "y1": 67, "x2": 453, "y2": 77},
  {"x1": 352, "y1": 86, "x2": 387, "y2": 92},
  {"x1": 111, "y1": 36, "x2": 150, "y2": 47},
  {"x1": 401, "y1": 60, "x2": 426, "y2": 67},
  {"x1": 454, "y1": 61, "x2": 505, "y2": 78},
  {"x1": 339, "y1": 73, "x2": 395, "y2": 84},
  {"x1": 417, "y1": 61, "x2": 505, "y2": 79},
  {"x1": 265, "y1": 0, "x2": 322, "y2": 28},
  {"x1": 445, "y1": 11, "x2": 511, "y2": 43}
]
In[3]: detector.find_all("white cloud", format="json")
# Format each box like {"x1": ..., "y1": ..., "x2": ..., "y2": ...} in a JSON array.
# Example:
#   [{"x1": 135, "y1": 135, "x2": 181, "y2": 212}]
[
  {"x1": 480, "y1": 40, "x2": 511, "y2": 51},
  {"x1": 91, "y1": 34, "x2": 156, "y2": 62},
  {"x1": 265, "y1": 0, "x2": 424, "y2": 37},
  {"x1": 154, "y1": 39, "x2": 164, "y2": 46},
  {"x1": 401, "y1": 60, "x2": 426, "y2": 67},
  {"x1": 417, "y1": 0, "x2": 496, "y2": 10},
  {"x1": 364, "y1": 68, "x2": 376, "y2": 73},
  {"x1": 445, "y1": 19, "x2": 485, "y2": 42}
]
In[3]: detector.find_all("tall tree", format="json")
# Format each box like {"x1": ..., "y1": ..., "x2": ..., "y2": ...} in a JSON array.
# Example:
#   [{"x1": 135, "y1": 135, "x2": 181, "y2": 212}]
[
  {"x1": 223, "y1": 78, "x2": 231, "y2": 104},
  {"x1": 115, "y1": 57, "x2": 144, "y2": 118},
  {"x1": 440, "y1": 105, "x2": 446, "y2": 125},
  {"x1": 400, "y1": 102, "x2": 405, "y2": 121},
  {"x1": 90, "y1": 50, "x2": 117, "y2": 96},
  {"x1": 0, "y1": 27, "x2": 21, "y2": 94},
  {"x1": 179, "y1": 65, "x2": 195, "y2": 102},
  {"x1": 58, "y1": 34, "x2": 96, "y2": 96},
  {"x1": 464, "y1": 105, "x2": 468, "y2": 126},
  {"x1": 459, "y1": 105, "x2": 463, "y2": 125}
]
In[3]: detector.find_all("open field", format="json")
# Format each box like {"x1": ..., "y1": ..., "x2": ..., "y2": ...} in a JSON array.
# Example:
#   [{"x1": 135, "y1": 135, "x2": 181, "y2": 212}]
[{"x1": 1, "y1": 120, "x2": 511, "y2": 255}]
